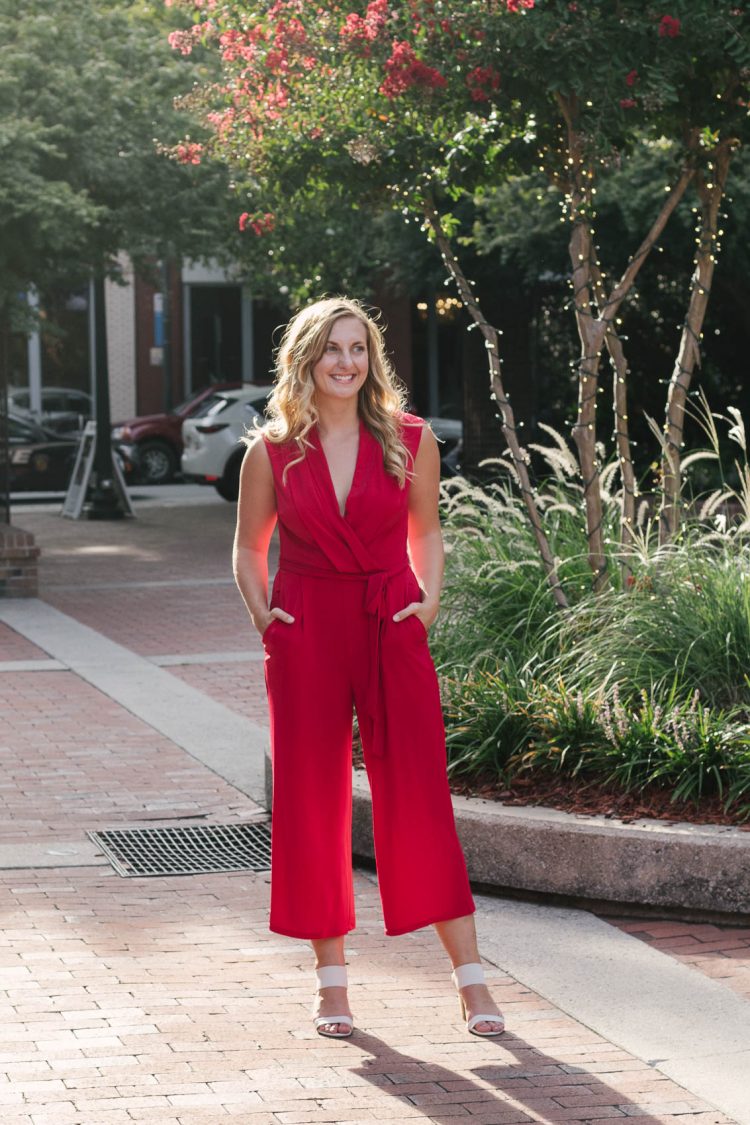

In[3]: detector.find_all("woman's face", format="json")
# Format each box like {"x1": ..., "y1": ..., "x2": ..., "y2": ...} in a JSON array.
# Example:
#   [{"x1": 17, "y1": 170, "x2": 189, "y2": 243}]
[{"x1": 311, "y1": 316, "x2": 369, "y2": 404}]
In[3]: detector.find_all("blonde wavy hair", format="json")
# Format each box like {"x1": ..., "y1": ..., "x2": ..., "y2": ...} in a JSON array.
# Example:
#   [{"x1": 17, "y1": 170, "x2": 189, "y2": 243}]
[{"x1": 245, "y1": 296, "x2": 414, "y2": 486}]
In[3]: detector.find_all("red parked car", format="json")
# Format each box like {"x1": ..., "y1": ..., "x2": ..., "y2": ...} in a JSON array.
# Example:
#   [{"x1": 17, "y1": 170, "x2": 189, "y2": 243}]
[{"x1": 111, "y1": 383, "x2": 240, "y2": 484}]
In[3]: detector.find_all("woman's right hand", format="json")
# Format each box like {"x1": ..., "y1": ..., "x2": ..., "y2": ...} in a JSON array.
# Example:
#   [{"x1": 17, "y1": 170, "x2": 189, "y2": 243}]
[{"x1": 259, "y1": 606, "x2": 295, "y2": 638}]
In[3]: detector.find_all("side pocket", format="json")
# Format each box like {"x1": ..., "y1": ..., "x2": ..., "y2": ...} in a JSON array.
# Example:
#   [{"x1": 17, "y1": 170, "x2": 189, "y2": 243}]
[
  {"x1": 262, "y1": 572, "x2": 304, "y2": 646},
  {"x1": 412, "y1": 613, "x2": 429, "y2": 641}
]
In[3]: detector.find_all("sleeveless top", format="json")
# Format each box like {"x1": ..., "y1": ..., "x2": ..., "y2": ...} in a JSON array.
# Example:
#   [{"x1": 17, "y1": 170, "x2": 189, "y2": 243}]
[{"x1": 263, "y1": 411, "x2": 424, "y2": 578}]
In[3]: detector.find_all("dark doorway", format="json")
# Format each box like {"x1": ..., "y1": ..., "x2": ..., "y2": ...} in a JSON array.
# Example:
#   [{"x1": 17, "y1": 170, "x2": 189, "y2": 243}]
[
  {"x1": 189, "y1": 286, "x2": 242, "y2": 389},
  {"x1": 40, "y1": 289, "x2": 91, "y2": 393}
]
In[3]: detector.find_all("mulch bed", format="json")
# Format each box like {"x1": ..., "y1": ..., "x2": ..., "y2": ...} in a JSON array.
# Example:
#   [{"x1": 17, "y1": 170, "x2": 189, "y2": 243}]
[{"x1": 447, "y1": 770, "x2": 750, "y2": 828}]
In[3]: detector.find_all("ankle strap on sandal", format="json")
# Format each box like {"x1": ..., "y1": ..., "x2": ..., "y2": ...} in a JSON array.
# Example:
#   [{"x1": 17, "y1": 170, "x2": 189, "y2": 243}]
[
  {"x1": 451, "y1": 962, "x2": 485, "y2": 988},
  {"x1": 315, "y1": 965, "x2": 348, "y2": 989}
]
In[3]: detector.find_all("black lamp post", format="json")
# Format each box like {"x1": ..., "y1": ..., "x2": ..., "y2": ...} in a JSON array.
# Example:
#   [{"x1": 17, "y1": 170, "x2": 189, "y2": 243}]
[
  {"x1": 84, "y1": 273, "x2": 127, "y2": 520},
  {"x1": 0, "y1": 325, "x2": 9, "y2": 527}
]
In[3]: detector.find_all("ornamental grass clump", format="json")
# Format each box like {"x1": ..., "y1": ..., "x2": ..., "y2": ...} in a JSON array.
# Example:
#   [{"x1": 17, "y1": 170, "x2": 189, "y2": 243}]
[
  {"x1": 554, "y1": 543, "x2": 750, "y2": 710},
  {"x1": 436, "y1": 413, "x2": 750, "y2": 820}
]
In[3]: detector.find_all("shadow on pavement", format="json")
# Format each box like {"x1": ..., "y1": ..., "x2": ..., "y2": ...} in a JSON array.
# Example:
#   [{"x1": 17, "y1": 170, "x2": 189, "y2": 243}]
[{"x1": 342, "y1": 1029, "x2": 682, "y2": 1124}]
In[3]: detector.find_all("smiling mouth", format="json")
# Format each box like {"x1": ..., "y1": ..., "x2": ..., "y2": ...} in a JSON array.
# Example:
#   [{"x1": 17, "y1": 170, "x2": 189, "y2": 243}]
[{"x1": 330, "y1": 374, "x2": 357, "y2": 383}]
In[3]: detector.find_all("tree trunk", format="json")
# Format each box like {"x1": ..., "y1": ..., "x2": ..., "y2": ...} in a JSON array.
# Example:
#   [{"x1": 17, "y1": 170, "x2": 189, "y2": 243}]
[
  {"x1": 659, "y1": 143, "x2": 735, "y2": 543},
  {"x1": 555, "y1": 94, "x2": 696, "y2": 583},
  {"x1": 0, "y1": 314, "x2": 10, "y2": 525},
  {"x1": 590, "y1": 257, "x2": 636, "y2": 574},
  {"x1": 568, "y1": 213, "x2": 608, "y2": 590},
  {"x1": 423, "y1": 196, "x2": 569, "y2": 610},
  {"x1": 556, "y1": 94, "x2": 608, "y2": 589}
]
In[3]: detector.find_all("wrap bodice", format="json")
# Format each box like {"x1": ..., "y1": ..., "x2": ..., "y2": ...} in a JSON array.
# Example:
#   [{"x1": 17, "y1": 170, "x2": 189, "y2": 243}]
[{"x1": 263, "y1": 411, "x2": 424, "y2": 576}]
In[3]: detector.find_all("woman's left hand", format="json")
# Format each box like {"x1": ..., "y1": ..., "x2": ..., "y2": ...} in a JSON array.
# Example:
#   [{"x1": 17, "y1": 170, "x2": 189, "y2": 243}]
[{"x1": 393, "y1": 601, "x2": 439, "y2": 632}]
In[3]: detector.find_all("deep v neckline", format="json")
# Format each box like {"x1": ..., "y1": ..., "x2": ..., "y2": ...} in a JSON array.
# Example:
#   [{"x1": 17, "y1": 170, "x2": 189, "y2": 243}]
[{"x1": 316, "y1": 417, "x2": 364, "y2": 520}]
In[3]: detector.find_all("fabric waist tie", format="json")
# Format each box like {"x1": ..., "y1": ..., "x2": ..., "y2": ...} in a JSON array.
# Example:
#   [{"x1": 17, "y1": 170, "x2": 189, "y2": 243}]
[{"x1": 278, "y1": 560, "x2": 411, "y2": 758}]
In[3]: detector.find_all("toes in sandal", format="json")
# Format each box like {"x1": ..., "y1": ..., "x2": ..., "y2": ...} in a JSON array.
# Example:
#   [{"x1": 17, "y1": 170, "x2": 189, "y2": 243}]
[
  {"x1": 451, "y1": 962, "x2": 505, "y2": 1037},
  {"x1": 312, "y1": 965, "x2": 354, "y2": 1039}
]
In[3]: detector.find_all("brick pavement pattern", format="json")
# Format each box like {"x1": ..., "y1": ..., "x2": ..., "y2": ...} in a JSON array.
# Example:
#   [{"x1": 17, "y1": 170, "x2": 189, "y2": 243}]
[
  {"x1": 0, "y1": 498, "x2": 742, "y2": 1122},
  {"x1": 0, "y1": 621, "x2": 49, "y2": 663},
  {"x1": 0, "y1": 669, "x2": 259, "y2": 844},
  {"x1": 608, "y1": 920, "x2": 750, "y2": 1003},
  {"x1": 168, "y1": 662, "x2": 270, "y2": 727},
  {"x1": 0, "y1": 866, "x2": 735, "y2": 1125}
]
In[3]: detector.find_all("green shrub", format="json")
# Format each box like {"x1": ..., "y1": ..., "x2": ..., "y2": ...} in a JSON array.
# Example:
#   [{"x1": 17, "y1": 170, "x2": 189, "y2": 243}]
[
  {"x1": 518, "y1": 682, "x2": 750, "y2": 813},
  {"x1": 436, "y1": 411, "x2": 750, "y2": 820},
  {"x1": 441, "y1": 661, "x2": 537, "y2": 779}
]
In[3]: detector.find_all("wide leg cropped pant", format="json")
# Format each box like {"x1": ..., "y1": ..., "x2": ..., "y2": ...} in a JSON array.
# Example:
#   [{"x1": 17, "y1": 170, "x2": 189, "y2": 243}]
[{"x1": 263, "y1": 565, "x2": 476, "y2": 939}]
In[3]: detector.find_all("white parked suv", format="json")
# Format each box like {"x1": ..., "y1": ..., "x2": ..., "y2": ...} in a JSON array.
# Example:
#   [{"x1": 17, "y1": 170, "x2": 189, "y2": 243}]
[{"x1": 181, "y1": 386, "x2": 273, "y2": 501}]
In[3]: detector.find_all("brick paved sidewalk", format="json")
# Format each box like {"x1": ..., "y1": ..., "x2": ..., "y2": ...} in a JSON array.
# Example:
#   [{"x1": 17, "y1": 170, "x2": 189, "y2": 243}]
[
  {"x1": 0, "y1": 669, "x2": 259, "y2": 844},
  {"x1": 0, "y1": 865, "x2": 734, "y2": 1125},
  {"x1": 0, "y1": 497, "x2": 744, "y2": 1123}
]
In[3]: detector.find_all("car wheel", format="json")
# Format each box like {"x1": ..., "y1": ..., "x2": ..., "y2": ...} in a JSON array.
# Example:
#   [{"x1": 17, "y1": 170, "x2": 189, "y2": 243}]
[
  {"x1": 214, "y1": 451, "x2": 244, "y2": 501},
  {"x1": 137, "y1": 440, "x2": 177, "y2": 484}
]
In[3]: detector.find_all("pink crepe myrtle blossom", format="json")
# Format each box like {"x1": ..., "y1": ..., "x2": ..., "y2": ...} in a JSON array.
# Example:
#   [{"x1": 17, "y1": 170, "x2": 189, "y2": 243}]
[
  {"x1": 658, "y1": 14, "x2": 681, "y2": 37},
  {"x1": 506, "y1": 0, "x2": 534, "y2": 10},
  {"x1": 168, "y1": 21, "x2": 214, "y2": 55},
  {"x1": 176, "y1": 142, "x2": 203, "y2": 164},
  {"x1": 167, "y1": 28, "x2": 195, "y2": 55},
  {"x1": 620, "y1": 97, "x2": 637, "y2": 109},
  {"x1": 625, "y1": 69, "x2": 638, "y2": 86},
  {"x1": 465, "y1": 65, "x2": 500, "y2": 102},
  {"x1": 379, "y1": 40, "x2": 446, "y2": 98},
  {"x1": 239, "y1": 212, "x2": 276, "y2": 235},
  {"x1": 341, "y1": 0, "x2": 389, "y2": 43}
]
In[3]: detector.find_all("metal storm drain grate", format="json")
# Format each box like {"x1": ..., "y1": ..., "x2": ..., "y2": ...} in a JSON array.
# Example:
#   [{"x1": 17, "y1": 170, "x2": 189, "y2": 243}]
[{"x1": 88, "y1": 821, "x2": 272, "y2": 878}]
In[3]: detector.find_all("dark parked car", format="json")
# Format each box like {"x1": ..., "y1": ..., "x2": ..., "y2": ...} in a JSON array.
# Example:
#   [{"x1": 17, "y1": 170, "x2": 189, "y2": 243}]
[
  {"x1": 111, "y1": 382, "x2": 241, "y2": 485},
  {"x1": 7, "y1": 413, "x2": 78, "y2": 492},
  {"x1": 9, "y1": 386, "x2": 92, "y2": 436}
]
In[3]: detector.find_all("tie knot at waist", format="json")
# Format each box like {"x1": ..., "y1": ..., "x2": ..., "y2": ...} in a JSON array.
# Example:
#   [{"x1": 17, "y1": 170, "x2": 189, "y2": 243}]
[
  {"x1": 277, "y1": 560, "x2": 411, "y2": 759},
  {"x1": 279, "y1": 561, "x2": 409, "y2": 603}
]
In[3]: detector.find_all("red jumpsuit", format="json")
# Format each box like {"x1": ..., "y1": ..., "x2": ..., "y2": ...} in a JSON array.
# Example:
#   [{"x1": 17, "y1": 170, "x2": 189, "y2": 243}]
[{"x1": 262, "y1": 411, "x2": 476, "y2": 939}]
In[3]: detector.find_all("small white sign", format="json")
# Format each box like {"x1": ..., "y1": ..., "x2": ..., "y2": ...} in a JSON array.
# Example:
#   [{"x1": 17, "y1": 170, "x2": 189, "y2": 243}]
[{"x1": 61, "y1": 421, "x2": 135, "y2": 520}]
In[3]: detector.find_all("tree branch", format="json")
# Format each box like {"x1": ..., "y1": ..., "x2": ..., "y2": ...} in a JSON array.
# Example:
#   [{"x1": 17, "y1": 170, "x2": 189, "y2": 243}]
[{"x1": 423, "y1": 194, "x2": 569, "y2": 609}]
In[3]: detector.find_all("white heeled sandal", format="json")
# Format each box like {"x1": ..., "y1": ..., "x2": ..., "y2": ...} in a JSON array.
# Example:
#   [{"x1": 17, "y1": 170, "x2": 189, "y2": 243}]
[
  {"x1": 312, "y1": 965, "x2": 354, "y2": 1038},
  {"x1": 451, "y1": 962, "x2": 505, "y2": 1037}
]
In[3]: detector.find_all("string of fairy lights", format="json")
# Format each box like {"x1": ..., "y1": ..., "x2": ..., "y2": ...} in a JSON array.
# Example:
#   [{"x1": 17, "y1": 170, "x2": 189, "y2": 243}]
[
  {"x1": 422, "y1": 194, "x2": 569, "y2": 606},
  {"x1": 557, "y1": 142, "x2": 733, "y2": 567},
  {"x1": 659, "y1": 154, "x2": 733, "y2": 537},
  {"x1": 411, "y1": 114, "x2": 732, "y2": 593}
]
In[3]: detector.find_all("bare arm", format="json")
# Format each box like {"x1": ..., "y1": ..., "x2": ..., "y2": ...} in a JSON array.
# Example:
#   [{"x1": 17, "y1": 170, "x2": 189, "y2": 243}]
[
  {"x1": 394, "y1": 424, "x2": 443, "y2": 629},
  {"x1": 232, "y1": 438, "x2": 293, "y2": 636}
]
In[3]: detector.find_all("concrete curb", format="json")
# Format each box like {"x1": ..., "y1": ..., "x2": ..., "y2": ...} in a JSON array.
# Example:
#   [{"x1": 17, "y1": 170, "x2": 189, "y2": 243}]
[{"x1": 266, "y1": 758, "x2": 750, "y2": 918}]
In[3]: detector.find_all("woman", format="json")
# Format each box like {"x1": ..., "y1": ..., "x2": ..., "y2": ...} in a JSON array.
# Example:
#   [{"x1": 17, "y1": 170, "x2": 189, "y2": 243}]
[{"x1": 233, "y1": 297, "x2": 504, "y2": 1039}]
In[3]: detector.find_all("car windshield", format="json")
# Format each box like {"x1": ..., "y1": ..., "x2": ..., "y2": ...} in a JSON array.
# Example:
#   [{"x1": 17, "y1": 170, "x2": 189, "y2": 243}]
[
  {"x1": 191, "y1": 395, "x2": 232, "y2": 419},
  {"x1": 170, "y1": 389, "x2": 205, "y2": 416},
  {"x1": 9, "y1": 416, "x2": 44, "y2": 442}
]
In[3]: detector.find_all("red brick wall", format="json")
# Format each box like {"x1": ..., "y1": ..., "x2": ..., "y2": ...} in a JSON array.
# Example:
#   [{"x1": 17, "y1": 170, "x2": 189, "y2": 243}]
[{"x1": 0, "y1": 525, "x2": 40, "y2": 598}]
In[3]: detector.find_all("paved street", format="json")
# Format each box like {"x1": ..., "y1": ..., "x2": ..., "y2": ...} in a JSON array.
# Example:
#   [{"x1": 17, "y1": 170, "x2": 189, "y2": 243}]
[{"x1": 0, "y1": 487, "x2": 748, "y2": 1124}]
